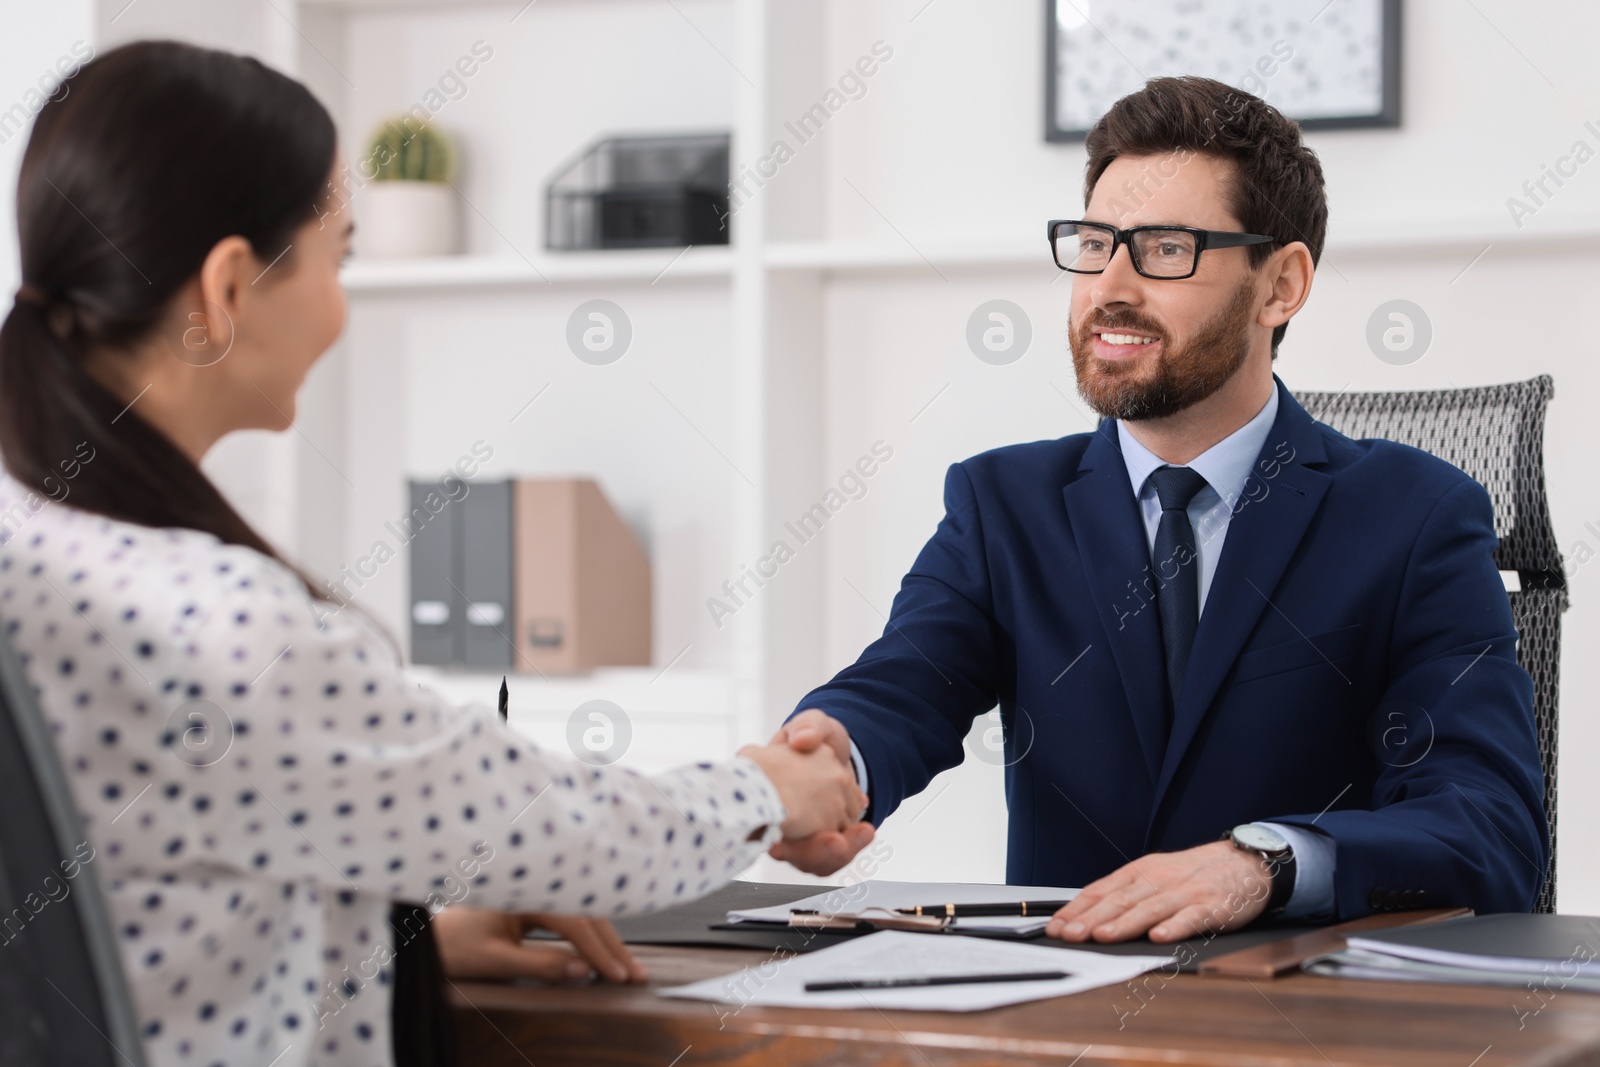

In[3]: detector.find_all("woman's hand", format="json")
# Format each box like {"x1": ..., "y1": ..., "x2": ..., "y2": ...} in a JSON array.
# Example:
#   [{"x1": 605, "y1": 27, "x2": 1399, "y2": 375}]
[
  {"x1": 738, "y1": 738, "x2": 868, "y2": 840},
  {"x1": 431, "y1": 906, "x2": 648, "y2": 984}
]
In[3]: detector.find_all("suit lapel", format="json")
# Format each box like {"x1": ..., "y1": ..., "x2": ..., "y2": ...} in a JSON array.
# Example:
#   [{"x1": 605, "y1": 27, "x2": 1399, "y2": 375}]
[
  {"x1": 1149, "y1": 380, "x2": 1333, "y2": 815},
  {"x1": 1061, "y1": 423, "x2": 1168, "y2": 786}
]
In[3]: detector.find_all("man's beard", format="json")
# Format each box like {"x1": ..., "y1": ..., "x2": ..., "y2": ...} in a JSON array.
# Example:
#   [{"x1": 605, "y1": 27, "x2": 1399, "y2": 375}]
[{"x1": 1070, "y1": 278, "x2": 1256, "y2": 421}]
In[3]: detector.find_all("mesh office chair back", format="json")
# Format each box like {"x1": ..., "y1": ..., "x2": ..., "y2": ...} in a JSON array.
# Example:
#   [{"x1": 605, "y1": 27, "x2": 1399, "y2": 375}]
[
  {"x1": 1294, "y1": 375, "x2": 1566, "y2": 913},
  {"x1": 0, "y1": 616, "x2": 147, "y2": 1065}
]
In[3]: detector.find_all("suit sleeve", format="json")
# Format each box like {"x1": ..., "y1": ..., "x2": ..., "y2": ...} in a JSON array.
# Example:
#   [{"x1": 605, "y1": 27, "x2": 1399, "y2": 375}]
[
  {"x1": 1271, "y1": 476, "x2": 1549, "y2": 917},
  {"x1": 789, "y1": 462, "x2": 1003, "y2": 824}
]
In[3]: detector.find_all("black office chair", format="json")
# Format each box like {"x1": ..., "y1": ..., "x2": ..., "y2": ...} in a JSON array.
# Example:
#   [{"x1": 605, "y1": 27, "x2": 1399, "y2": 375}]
[
  {"x1": 1295, "y1": 375, "x2": 1567, "y2": 914},
  {"x1": 0, "y1": 620, "x2": 148, "y2": 1066}
]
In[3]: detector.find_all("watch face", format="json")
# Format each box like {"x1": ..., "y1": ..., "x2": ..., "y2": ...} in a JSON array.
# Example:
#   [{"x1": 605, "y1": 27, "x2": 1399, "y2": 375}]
[{"x1": 1233, "y1": 824, "x2": 1288, "y2": 853}]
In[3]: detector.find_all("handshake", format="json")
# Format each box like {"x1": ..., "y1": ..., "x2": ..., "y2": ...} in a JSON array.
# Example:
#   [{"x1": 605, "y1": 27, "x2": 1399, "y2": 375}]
[{"x1": 738, "y1": 709, "x2": 876, "y2": 876}]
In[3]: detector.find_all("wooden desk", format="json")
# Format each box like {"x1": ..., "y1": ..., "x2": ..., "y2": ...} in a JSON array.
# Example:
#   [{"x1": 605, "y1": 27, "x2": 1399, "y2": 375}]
[{"x1": 449, "y1": 942, "x2": 1600, "y2": 1066}]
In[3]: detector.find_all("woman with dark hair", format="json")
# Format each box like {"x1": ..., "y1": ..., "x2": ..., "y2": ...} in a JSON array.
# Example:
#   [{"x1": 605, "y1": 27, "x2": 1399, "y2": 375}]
[{"x1": 0, "y1": 39, "x2": 865, "y2": 1067}]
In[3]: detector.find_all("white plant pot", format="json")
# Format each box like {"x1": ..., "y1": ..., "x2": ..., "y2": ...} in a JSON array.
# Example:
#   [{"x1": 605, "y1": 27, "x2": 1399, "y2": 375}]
[{"x1": 358, "y1": 181, "x2": 459, "y2": 258}]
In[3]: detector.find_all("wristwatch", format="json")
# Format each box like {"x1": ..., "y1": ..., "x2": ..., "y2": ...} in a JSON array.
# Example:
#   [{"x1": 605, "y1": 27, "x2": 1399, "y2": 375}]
[{"x1": 1224, "y1": 824, "x2": 1296, "y2": 917}]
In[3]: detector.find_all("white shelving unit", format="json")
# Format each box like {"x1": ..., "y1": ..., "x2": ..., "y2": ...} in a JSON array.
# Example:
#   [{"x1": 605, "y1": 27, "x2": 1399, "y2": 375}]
[
  {"x1": 342, "y1": 218, "x2": 1600, "y2": 293},
  {"x1": 339, "y1": 247, "x2": 737, "y2": 292},
  {"x1": 212, "y1": 0, "x2": 843, "y2": 762}
]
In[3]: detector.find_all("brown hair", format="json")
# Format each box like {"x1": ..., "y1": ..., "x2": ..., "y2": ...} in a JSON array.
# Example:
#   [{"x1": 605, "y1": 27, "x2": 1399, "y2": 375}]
[
  {"x1": 0, "y1": 40, "x2": 336, "y2": 599},
  {"x1": 1083, "y1": 75, "x2": 1327, "y2": 355}
]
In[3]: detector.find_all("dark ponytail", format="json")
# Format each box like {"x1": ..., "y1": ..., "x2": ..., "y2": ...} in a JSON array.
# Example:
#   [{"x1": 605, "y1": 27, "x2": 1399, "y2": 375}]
[{"x1": 0, "y1": 40, "x2": 338, "y2": 597}]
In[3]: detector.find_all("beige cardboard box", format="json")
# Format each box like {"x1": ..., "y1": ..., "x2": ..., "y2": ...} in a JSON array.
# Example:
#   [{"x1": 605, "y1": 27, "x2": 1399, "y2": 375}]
[{"x1": 512, "y1": 479, "x2": 651, "y2": 674}]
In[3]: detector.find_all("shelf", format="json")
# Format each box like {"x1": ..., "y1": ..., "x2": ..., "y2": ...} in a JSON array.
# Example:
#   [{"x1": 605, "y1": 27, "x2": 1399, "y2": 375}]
[
  {"x1": 764, "y1": 238, "x2": 1044, "y2": 274},
  {"x1": 337, "y1": 212, "x2": 1600, "y2": 295},
  {"x1": 406, "y1": 665, "x2": 741, "y2": 718},
  {"x1": 1316, "y1": 215, "x2": 1600, "y2": 257},
  {"x1": 406, "y1": 665, "x2": 746, "y2": 773},
  {"x1": 300, "y1": 0, "x2": 535, "y2": 10},
  {"x1": 763, "y1": 215, "x2": 1600, "y2": 275},
  {"x1": 340, "y1": 246, "x2": 736, "y2": 293}
]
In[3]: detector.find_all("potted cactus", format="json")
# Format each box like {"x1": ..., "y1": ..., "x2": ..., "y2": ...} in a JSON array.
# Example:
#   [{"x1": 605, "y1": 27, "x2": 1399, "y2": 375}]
[{"x1": 358, "y1": 116, "x2": 460, "y2": 258}]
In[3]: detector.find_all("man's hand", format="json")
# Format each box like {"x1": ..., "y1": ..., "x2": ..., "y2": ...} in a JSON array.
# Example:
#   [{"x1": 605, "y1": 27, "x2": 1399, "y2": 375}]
[
  {"x1": 768, "y1": 820, "x2": 877, "y2": 876},
  {"x1": 773, "y1": 708, "x2": 854, "y2": 768},
  {"x1": 763, "y1": 708, "x2": 875, "y2": 876},
  {"x1": 1045, "y1": 841, "x2": 1274, "y2": 944},
  {"x1": 431, "y1": 907, "x2": 648, "y2": 984}
]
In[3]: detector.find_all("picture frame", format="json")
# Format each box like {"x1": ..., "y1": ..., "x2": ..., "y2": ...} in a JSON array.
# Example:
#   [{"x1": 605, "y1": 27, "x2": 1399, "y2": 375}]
[{"x1": 1044, "y1": 0, "x2": 1402, "y2": 142}]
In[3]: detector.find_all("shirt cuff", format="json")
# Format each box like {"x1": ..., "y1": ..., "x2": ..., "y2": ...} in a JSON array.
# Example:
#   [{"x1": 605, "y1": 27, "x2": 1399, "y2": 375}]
[
  {"x1": 848, "y1": 739, "x2": 871, "y2": 819},
  {"x1": 730, "y1": 755, "x2": 788, "y2": 852},
  {"x1": 1255, "y1": 821, "x2": 1336, "y2": 921}
]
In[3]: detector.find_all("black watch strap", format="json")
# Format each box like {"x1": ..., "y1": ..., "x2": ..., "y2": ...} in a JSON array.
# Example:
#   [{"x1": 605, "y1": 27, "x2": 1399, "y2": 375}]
[
  {"x1": 1264, "y1": 848, "x2": 1296, "y2": 915},
  {"x1": 1223, "y1": 828, "x2": 1296, "y2": 916}
]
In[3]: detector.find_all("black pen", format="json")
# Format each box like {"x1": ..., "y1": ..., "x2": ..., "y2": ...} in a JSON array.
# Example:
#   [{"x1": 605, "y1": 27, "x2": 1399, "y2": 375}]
[
  {"x1": 498, "y1": 676, "x2": 509, "y2": 723},
  {"x1": 893, "y1": 900, "x2": 1073, "y2": 918},
  {"x1": 804, "y1": 970, "x2": 1071, "y2": 993}
]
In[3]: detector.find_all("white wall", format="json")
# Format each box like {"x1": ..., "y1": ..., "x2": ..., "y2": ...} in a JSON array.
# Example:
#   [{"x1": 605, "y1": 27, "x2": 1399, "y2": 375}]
[
  {"x1": 0, "y1": 2, "x2": 95, "y2": 302},
  {"x1": 824, "y1": 1, "x2": 1600, "y2": 241}
]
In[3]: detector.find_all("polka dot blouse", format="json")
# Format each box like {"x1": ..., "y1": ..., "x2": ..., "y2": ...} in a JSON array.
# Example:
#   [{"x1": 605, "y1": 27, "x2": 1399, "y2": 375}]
[{"x1": 0, "y1": 474, "x2": 785, "y2": 1067}]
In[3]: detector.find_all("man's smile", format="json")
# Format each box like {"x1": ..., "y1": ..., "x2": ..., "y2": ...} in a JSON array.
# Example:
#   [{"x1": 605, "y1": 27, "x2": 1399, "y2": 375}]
[{"x1": 1093, "y1": 329, "x2": 1163, "y2": 360}]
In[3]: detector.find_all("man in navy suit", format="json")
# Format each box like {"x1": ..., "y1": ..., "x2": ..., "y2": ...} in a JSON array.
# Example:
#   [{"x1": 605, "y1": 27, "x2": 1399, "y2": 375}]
[{"x1": 769, "y1": 76, "x2": 1548, "y2": 943}]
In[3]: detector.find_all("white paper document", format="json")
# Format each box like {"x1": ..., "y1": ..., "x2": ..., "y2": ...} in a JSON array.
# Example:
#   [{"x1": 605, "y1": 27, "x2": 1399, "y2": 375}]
[
  {"x1": 725, "y1": 879, "x2": 1079, "y2": 936},
  {"x1": 659, "y1": 929, "x2": 1171, "y2": 1012}
]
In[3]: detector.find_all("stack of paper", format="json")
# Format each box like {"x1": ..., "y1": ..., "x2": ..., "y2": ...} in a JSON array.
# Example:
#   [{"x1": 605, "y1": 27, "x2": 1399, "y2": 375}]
[
  {"x1": 660, "y1": 929, "x2": 1170, "y2": 1011},
  {"x1": 1307, "y1": 914, "x2": 1600, "y2": 990}
]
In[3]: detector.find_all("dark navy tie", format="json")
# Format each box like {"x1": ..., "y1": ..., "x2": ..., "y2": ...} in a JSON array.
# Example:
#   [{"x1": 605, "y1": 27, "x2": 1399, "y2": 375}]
[{"x1": 1148, "y1": 465, "x2": 1210, "y2": 719}]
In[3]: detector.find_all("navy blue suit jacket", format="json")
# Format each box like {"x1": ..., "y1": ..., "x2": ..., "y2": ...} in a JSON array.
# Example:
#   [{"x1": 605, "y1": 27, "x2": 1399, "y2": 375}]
[{"x1": 794, "y1": 375, "x2": 1548, "y2": 918}]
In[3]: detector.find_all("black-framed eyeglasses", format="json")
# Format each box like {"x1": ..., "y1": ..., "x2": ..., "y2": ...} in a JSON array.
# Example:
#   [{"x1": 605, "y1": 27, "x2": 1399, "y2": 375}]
[{"x1": 1047, "y1": 219, "x2": 1275, "y2": 280}]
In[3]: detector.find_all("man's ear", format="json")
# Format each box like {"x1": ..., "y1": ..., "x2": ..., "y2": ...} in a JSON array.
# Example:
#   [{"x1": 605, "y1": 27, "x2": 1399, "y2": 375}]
[
  {"x1": 1257, "y1": 240, "x2": 1314, "y2": 334},
  {"x1": 193, "y1": 234, "x2": 255, "y2": 356}
]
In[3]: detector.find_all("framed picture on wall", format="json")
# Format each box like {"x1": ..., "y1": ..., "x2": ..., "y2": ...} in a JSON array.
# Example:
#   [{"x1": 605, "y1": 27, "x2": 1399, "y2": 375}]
[{"x1": 1044, "y1": 0, "x2": 1402, "y2": 142}]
